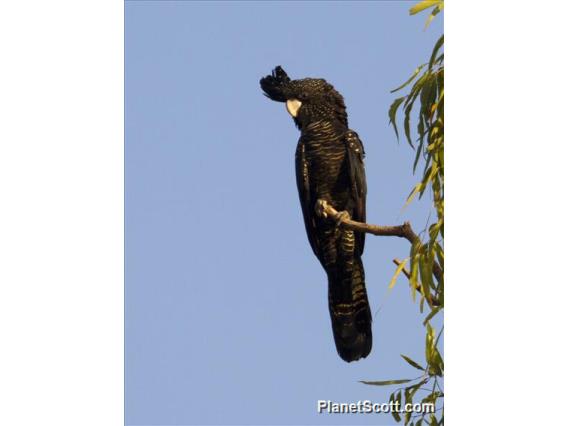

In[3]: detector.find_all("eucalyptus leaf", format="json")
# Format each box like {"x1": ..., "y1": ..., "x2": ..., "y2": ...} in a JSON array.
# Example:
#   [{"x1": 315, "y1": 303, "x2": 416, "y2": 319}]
[
  {"x1": 413, "y1": 135, "x2": 426, "y2": 173},
  {"x1": 423, "y1": 306, "x2": 441, "y2": 325},
  {"x1": 389, "y1": 97, "x2": 406, "y2": 140},
  {"x1": 360, "y1": 379, "x2": 412, "y2": 386},
  {"x1": 424, "y1": 5, "x2": 441, "y2": 30},
  {"x1": 429, "y1": 35, "x2": 444, "y2": 70},
  {"x1": 390, "y1": 259, "x2": 409, "y2": 289},
  {"x1": 391, "y1": 64, "x2": 426, "y2": 93},
  {"x1": 409, "y1": 0, "x2": 440, "y2": 16},
  {"x1": 401, "y1": 354, "x2": 425, "y2": 371},
  {"x1": 393, "y1": 391, "x2": 402, "y2": 422}
]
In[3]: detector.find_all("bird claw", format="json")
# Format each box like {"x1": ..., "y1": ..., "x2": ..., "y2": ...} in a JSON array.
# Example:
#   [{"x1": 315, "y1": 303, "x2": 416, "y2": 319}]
[
  {"x1": 335, "y1": 210, "x2": 351, "y2": 227},
  {"x1": 316, "y1": 199, "x2": 329, "y2": 219},
  {"x1": 316, "y1": 200, "x2": 350, "y2": 227}
]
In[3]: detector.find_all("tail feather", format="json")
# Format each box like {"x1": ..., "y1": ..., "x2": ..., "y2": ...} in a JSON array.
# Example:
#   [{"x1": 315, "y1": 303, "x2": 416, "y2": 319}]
[{"x1": 327, "y1": 256, "x2": 372, "y2": 362}]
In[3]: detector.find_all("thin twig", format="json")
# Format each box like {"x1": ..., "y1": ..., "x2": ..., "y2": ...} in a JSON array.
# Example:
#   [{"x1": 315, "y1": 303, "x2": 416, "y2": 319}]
[{"x1": 393, "y1": 258, "x2": 412, "y2": 280}]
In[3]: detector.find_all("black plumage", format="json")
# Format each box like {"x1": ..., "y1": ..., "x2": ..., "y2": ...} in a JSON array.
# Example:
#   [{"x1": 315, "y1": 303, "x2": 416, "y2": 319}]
[{"x1": 260, "y1": 66, "x2": 372, "y2": 362}]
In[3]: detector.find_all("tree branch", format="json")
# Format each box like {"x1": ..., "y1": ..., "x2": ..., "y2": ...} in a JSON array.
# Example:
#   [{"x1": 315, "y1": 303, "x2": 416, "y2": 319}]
[
  {"x1": 316, "y1": 199, "x2": 420, "y2": 243},
  {"x1": 315, "y1": 199, "x2": 443, "y2": 284}
]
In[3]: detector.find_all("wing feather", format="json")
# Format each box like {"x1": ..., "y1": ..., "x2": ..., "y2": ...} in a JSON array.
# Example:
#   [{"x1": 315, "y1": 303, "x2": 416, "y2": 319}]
[
  {"x1": 295, "y1": 140, "x2": 321, "y2": 258},
  {"x1": 344, "y1": 130, "x2": 367, "y2": 255}
]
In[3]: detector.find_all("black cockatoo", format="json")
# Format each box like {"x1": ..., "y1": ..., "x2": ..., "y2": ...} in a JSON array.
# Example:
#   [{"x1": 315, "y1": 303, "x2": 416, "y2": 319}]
[{"x1": 260, "y1": 66, "x2": 372, "y2": 362}]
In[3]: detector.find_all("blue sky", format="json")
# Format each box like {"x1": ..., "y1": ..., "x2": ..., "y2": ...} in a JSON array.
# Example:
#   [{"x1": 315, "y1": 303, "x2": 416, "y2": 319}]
[{"x1": 125, "y1": 1, "x2": 443, "y2": 425}]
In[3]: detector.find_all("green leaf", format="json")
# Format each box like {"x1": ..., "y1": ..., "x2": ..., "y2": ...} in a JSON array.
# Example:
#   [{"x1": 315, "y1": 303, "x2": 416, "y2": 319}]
[
  {"x1": 434, "y1": 53, "x2": 444, "y2": 66},
  {"x1": 430, "y1": 349, "x2": 444, "y2": 376},
  {"x1": 419, "y1": 73, "x2": 437, "y2": 120},
  {"x1": 437, "y1": 73, "x2": 444, "y2": 107},
  {"x1": 404, "y1": 386, "x2": 412, "y2": 406},
  {"x1": 389, "y1": 97, "x2": 406, "y2": 140},
  {"x1": 393, "y1": 391, "x2": 402, "y2": 422},
  {"x1": 424, "y1": 5, "x2": 442, "y2": 30},
  {"x1": 423, "y1": 391, "x2": 443, "y2": 404},
  {"x1": 390, "y1": 259, "x2": 409, "y2": 289},
  {"x1": 391, "y1": 64, "x2": 426, "y2": 93},
  {"x1": 423, "y1": 306, "x2": 441, "y2": 325},
  {"x1": 400, "y1": 72, "x2": 428, "y2": 148},
  {"x1": 425, "y1": 325, "x2": 443, "y2": 377},
  {"x1": 434, "y1": 242, "x2": 444, "y2": 269},
  {"x1": 401, "y1": 354, "x2": 425, "y2": 371},
  {"x1": 409, "y1": 253, "x2": 420, "y2": 302},
  {"x1": 409, "y1": 0, "x2": 440, "y2": 15},
  {"x1": 409, "y1": 246, "x2": 421, "y2": 302},
  {"x1": 360, "y1": 379, "x2": 412, "y2": 386},
  {"x1": 405, "y1": 407, "x2": 412, "y2": 426},
  {"x1": 404, "y1": 72, "x2": 427, "y2": 107},
  {"x1": 421, "y1": 150, "x2": 433, "y2": 183},
  {"x1": 417, "y1": 113, "x2": 425, "y2": 139},
  {"x1": 413, "y1": 132, "x2": 426, "y2": 173},
  {"x1": 407, "y1": 378, "x2": 428, "y2": 397},
  {"x1": 405, "y1": 182, "x2": 423, "y2": 208},
  {"x1": 404, "y1": 109, "x2": 413, "y2": 148},
  {"x1": 425, "y1": 323, "x2": 435, "y2": 364},
  {"x1": 419, "y1": 163, "x2": 437, "y2": 199},
  {"x1": 418, "y1": 248, "x2": 433, "y2": 294},
  {"x1": 429, "y1": 222, "x2": 442, "y2": 242},
  {"x1": 429, "y1": 35, "x2": 444, "y2": 70}
]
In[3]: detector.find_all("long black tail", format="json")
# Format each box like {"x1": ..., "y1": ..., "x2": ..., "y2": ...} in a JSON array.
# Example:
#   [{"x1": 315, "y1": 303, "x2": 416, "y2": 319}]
[{"x1": 327, "y1": 256, "x2": 372, "y2": 362}]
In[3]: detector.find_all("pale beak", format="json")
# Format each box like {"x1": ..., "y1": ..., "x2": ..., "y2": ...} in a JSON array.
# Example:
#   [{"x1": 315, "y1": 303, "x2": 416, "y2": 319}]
[{"x1": 286, "y1": 99, "x2": 302, "y2": 118}]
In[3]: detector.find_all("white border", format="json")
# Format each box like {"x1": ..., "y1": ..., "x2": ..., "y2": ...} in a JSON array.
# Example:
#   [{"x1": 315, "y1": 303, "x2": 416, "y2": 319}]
[
  {"x1": 0, "y1": 1, "x2": 123, "y2": 425},
  {"x1": 1, "y1": 0, "x2": 568, "y2": 424},
  {"x1": 448, "y1": 1, "x2": 568, "y2": 424}
]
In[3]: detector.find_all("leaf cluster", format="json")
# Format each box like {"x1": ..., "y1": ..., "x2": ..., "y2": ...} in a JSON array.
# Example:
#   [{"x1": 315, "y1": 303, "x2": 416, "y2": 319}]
[
  {"x1": 387, "y1": 30, "x2": 444, "y2": 319},
  {"x1": 361, "y1": 325, "x2": 444, "y2": 425},
  {"x1": 364, "y1": 2, "x2": 444, "y2": 424}
]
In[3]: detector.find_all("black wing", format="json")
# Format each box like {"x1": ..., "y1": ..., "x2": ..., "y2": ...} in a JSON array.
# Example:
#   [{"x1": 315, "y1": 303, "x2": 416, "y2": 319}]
[
  {"x1": 295, "y1": 139, "x2": 321, "y2": 259},
  {"x1": 344, "y1": 130, "x2": 367, "y2": 255}
]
